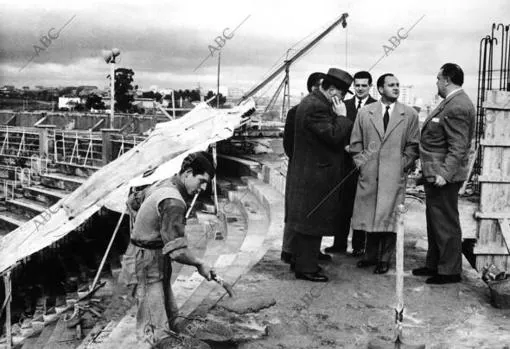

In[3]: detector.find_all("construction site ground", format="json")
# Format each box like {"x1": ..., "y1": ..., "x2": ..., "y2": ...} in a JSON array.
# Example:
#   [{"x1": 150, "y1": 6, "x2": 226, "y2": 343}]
[
  {"x1": 224, "y1": 197, "x2": 510, "y2": 349},
  {"x1": 91, "y1": 187, "x2": 510, "y2": 349}
]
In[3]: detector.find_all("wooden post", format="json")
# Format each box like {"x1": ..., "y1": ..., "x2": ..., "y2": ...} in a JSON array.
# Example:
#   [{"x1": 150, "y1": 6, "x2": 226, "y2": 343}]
[
  {"x1": 3, "y1": 270, "x2": 12, "y2": 349},
  {"x1": 474, "y1": 90, "x2": 510, "y2": 271}
]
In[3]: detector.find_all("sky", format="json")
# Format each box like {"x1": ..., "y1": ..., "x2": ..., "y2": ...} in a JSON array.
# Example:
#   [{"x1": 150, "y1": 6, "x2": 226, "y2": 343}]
[{"x1": 0, "y1": 0, "x2": 509, "y2": 105}]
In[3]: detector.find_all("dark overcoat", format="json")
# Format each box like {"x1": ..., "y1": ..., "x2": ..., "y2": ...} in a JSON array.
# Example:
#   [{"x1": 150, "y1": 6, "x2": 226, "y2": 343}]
[{"x1": 286, "y1": 90, "x2": 353, "y2": 236}]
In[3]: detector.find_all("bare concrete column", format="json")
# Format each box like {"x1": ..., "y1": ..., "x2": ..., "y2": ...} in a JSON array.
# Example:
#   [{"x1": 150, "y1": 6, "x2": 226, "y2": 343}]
[
  {"x1": 101, "y1": 128, "x2": 120, "y2": 165},
  {"x1": 36, "y1": 124, "x2": 56, "y2": 158}
]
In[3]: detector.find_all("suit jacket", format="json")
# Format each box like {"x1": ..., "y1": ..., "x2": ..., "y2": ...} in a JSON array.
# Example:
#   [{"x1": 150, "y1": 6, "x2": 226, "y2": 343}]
[
  {"x1": 345, "y1": 95, "x2": 378, "y2": 123},
  {"x1": 350, "y1": 101, "x2": 420, "y2": 232},
  {"x1": 420, "y1": 90, "x2": 475, "y2": 183},
  {"x1": 286, "y1": 90, "x2": 353, "y2": 236},
  {"x1": 342, "y1": 95, "x2": 377, "y2": 169}
]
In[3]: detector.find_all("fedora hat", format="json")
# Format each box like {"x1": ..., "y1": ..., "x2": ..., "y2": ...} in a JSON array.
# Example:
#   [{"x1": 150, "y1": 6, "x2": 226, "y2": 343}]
[{"x1": 324, "y1": 68, "x2": 353, "y2": 94}]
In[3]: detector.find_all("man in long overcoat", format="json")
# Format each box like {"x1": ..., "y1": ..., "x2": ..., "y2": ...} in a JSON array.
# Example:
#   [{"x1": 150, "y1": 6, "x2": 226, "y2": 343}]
[
  {"x1": 281, "y1": 72, "x2": 325, "y2": 265},
  {"x1": 350, "y1": 73, "x2": 419, "y2": 274},
  {"x1": 325, "y1": 70, "x2": 377, "y2": 256},
  {"x1": 286, "y1": 68, "x2": 354, "y2": 282}
]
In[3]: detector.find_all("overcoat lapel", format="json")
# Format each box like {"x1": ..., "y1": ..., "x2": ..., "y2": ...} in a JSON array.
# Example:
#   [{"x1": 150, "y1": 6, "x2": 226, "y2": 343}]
[
  {"x1": 383, "y1": 102, "x2": 405, "y2": 141},
  {"x1": 369, "y1": 103, "x2": 384, "y2": 140}
]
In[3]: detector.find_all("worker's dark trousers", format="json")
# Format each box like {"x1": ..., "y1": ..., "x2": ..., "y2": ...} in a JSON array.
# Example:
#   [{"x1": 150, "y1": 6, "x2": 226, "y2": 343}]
[
  {"x1": 282, "y1": 224, "x2": 295, "y2": 255},
  {"x1": 293, "y1": 232, "x2": 322, "y2": 273},
  {"x1": 425, "y1": 182, "x2": 463, "y2": 275},
  {"x1": 364, "y1": 232, "x2": 396, "y2": 264}
]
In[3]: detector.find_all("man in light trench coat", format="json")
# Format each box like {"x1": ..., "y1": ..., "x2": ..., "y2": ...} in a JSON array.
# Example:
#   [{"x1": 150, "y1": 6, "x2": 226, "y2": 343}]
[{"x1": 350, "y1": 73, "x2": 420, "y2": 274}]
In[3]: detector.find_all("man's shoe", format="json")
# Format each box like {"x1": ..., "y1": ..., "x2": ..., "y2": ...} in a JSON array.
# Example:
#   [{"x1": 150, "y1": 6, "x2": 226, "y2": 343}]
[
  {"x1": 281, "y1": 251, "x2": 293, "y2": 264},
  {"x1": 351, "y1": 249, "x2": 365, "y2": 257},
  {"x1": 412, "y1": 266, "x2": 437, "y2": 276},
  {"x1": 324, "y1": 245, "x2": 346, "y2": 254},
  {"x1": 295, "y1": 271, "x2": 329, "y2": 282},
  {"x1": 426, "y1": 274, "x2": 461, "y2": 284},
  {"x1": 290, "y1": 263, "x2": 322, "y2": 273},
  {"x1": 357, "y1": 260, "x2": 377, "y2": 268},
  {"x1": 319, "y1": 252, "x2": 332, "y2": 261},
  {"x1": 373, "y1": 262, "x2": 390, "y2": 274}
]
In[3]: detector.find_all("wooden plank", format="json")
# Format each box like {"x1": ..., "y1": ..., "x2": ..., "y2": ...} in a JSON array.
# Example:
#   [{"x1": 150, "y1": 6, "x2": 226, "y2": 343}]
[
  {"x1": 30, "y1": 322, "x2": 57, "y2": 349},
  {"x1": 498, "y1": 218, "x2": 510, "y2": 253},
  {"x1": 474, "y1": 244, "x2": 509, "y2": 254},
  {"x1": 42, "y1": 315, "x2": 77, "y2": 349},
  {"x1": 483, "y1": 90, "x2": 510, "y2": 109},
  {"x1": 474, "y1": 219, "x2": 509, "y2": 255},
  {"x1": 479, "y1": 175, "x2": 510, "y2": 183},
  {"x1": 475, "y1": 211, "x2": 510, "y2": 219},
  {"x1": 479, "y1": 183, "x2": 510, "y2": 213},
  {"x1": 476, "y1": 255, "x2": 509, "y2": 272}
]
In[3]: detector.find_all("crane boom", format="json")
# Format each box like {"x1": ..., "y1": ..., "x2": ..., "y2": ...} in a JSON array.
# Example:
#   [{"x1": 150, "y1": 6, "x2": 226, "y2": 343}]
[{"x1": 239, "y1": 13, "x2": 348, "y2": 102}]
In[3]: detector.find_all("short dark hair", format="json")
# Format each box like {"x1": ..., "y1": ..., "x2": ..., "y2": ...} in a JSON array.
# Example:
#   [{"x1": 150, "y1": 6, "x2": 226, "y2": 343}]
[
  {"x1": 354, "y1": 71, "x2": 372, "y2": 85},
  {"x1": 377, "y1": 73, "x2": 395, "y2": 89},
  {"x1": 440, "y1": 63, "x2": 464, "y2": 86},
  {"x1": 306, "y1": 73, "x2": 324, "y2": 92},
  {"x1": 180, "y1": 151, "x2": 215, "y2": 179}
]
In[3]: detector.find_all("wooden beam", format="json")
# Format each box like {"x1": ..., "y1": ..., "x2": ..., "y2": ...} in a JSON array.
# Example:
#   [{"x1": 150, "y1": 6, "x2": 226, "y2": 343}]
[
  {"x1": 498, "y1": 218, "x2": 510, "y2": 254},
  {"x1": 474, "y1": 211, "x2": 510, "y2": 219}
]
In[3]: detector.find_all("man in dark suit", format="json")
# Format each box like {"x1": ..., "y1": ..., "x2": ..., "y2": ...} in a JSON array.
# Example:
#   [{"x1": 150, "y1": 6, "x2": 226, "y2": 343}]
[
  {"x1": 413, "y1": 63, "x2": 475, "y2": 284},
  {"x1": 286, "y1": 68, "x2": 353, "y2": 282},
  {"x1": 325, "y1": 71, "x2": 377, "y2": 256},
  {"x1": 281, "y1": 72, "x2": 327, "y2": 264}
]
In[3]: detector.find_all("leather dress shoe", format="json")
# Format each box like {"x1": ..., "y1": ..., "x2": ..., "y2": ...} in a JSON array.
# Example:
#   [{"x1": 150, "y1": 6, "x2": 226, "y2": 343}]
[
  {"x1": 356, "y1": 260, "x2": 377, "y2": 268},
  {"x1": 281, "y1": 251, "x2": 293, "y2": 264},
  {"x1": 295, "y1": 271, "x2": 329, "y2": 282},
  {"x1": 426, "y1": 274, "x2": 461, "y2": 284},
  {"x1": 319, "y1": 252, "x2": 332, "y2": 261},
  {"x1": 324, "y1": 245, "x2": 346, "y2": 253},
  {"x1": 290, "y1": 263, "x2": 322, "y2": 273},
  {"x1": 373, "y1": 262, "x2": 390, "y2": 274},
  {"x1": 412, "y1": 266, "x2": 437, "y2": 276},
  {"x1": 351, "y1": 249, "x2": 365, "y2": 257}
]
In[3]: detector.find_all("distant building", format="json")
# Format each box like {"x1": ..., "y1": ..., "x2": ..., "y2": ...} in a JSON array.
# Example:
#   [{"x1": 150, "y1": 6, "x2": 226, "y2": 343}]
[
  {"x1": 133, "y1": 98, "x2": 156, "y2": 111},
  {"x1": 58, "y1": 96, "x2": 82, "y2": 110},
  {"x1": 399, "y1": 85, "x2": 415, "y2": 106}
]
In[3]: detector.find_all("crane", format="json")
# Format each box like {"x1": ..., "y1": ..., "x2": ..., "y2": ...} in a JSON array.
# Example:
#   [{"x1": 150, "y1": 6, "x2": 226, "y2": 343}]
[{"x1": 239, "y1": 12, "x2": 349, "y2": 118}]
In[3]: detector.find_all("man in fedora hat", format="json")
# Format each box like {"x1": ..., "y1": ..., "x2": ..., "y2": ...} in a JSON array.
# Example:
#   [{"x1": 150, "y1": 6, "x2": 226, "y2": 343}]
[
  {"x1": 286, "y1": 67, "x2": 354, "y2": 282},
  {"x1": 325, "y1": 70, "x2": 377, "y2": 257},
  {"x1": 281, "y1": 72, "x2": 332, "y2": 266}
]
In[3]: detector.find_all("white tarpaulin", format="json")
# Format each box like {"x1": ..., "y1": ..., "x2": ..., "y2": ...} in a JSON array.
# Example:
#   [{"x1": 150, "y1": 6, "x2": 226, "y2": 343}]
[{"x1": 0, "y1": 99, "x2": 255, "y2": 274}]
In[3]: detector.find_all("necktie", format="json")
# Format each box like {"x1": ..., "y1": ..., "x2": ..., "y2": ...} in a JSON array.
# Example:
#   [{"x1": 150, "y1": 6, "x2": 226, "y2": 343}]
[
  {"x1": 357, "y1": 99, "x2": 362, "y2": 111},
  {"x1": 383, "y1": 105, "x2": 390, "y2": 131}
]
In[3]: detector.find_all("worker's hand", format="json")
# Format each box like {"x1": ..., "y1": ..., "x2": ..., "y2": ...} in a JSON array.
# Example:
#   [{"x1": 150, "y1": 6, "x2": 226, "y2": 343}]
[
  {"x1": 434, "y1": 174, "x2": 447, "y2": 187},
  {"x1": 197, "y1": 263, "x2": 213, "y2": 281},
  {"x1": 332, "y1": 96, "x2": 347, "y2": 117}
]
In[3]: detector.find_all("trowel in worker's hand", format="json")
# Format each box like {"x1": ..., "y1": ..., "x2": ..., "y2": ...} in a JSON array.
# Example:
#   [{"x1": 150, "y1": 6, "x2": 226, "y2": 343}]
[{"x1": 210, "y1": 270, "x2": 235, "y2": 297}]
